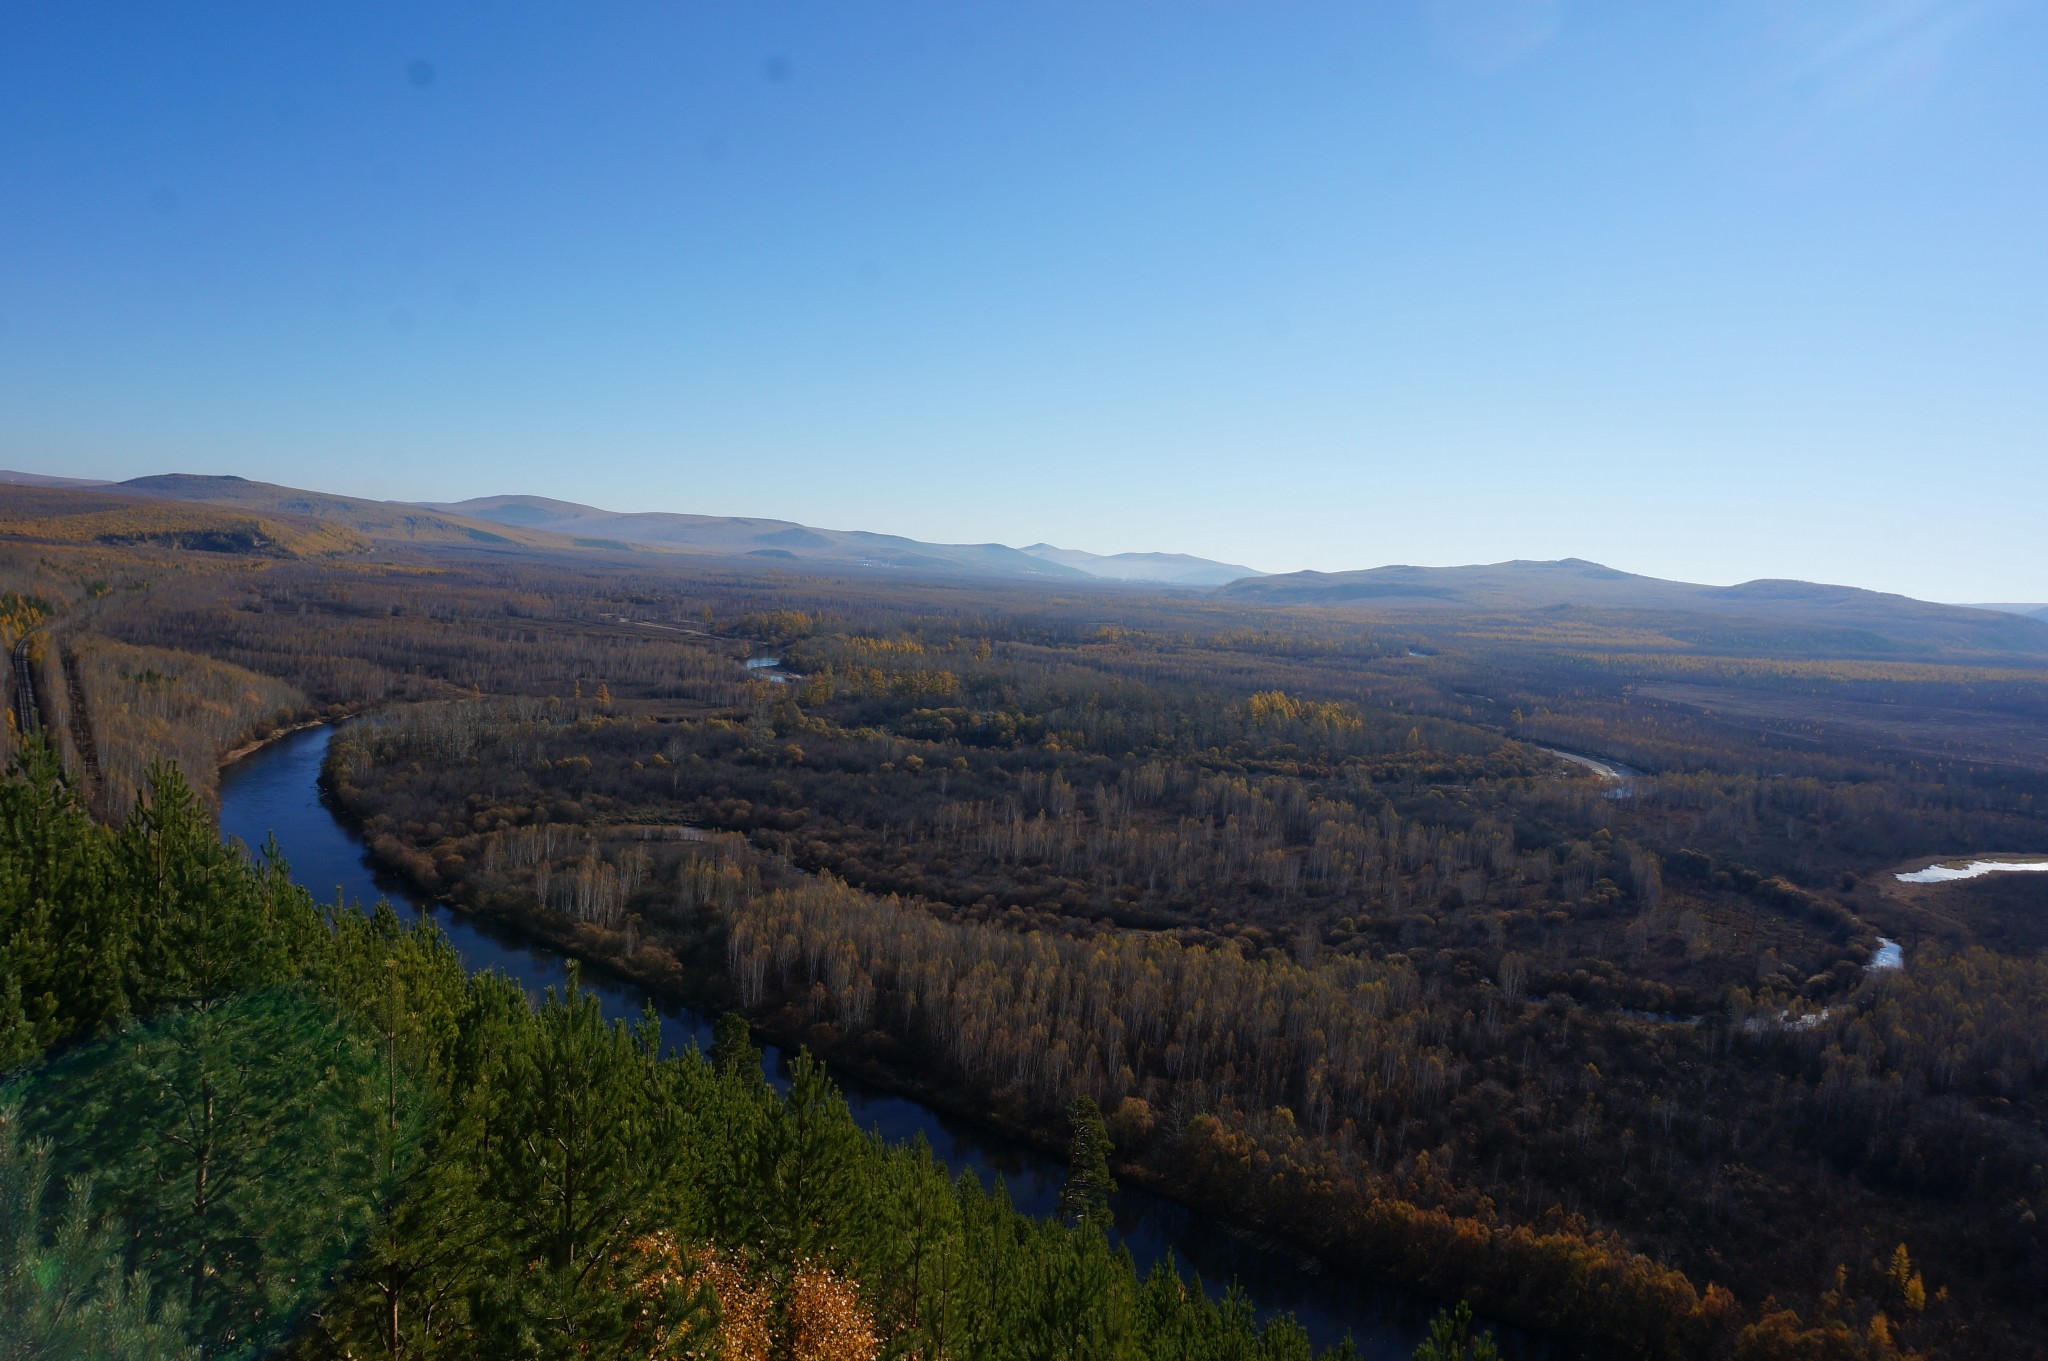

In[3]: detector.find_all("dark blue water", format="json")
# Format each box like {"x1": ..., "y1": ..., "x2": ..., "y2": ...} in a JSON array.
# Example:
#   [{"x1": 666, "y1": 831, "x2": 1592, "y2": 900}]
[{"x1": 219, "y1": 724, "x2": 1494, "y2": 1357}]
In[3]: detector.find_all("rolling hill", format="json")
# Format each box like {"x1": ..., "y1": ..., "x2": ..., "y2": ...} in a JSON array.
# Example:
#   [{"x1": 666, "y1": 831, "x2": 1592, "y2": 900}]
[
  {"x1": 118, "y1": 475, "x2": 597, "y2": 550},
  {"x1": 1019, "y1": 543, "x2": 1261, "y2": 586},
  {"x1": 10, "y1": 471, "x2": 2039, "y2": 651},
  {"x1": 1219, "y1": 558, "x2": 2048, "y2": 658},
  {"x1": 0, "y1": 482, "x2": 368, "y2": 557},
  {"x1": 0, "y1": 469, "x2": 112, "y2": 489},
  {"x1": 1, "y1": 472, "x2": 1243, "y2": 583},
  {"x1": 426, "y1": 496, "x2": 1267, "y2": 584},
  {"x1": 1970, "y1": 602, "x2": 2048, "y2": 622},
  {"x1": 420, "y1": 494, "x2": 1094, "y2": 580}
]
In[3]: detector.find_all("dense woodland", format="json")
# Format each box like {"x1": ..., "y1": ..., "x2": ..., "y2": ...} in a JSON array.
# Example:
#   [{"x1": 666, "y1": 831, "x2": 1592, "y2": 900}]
[
  {"x1": 0, "y1": 747, "x2": 1370, "y2": 1360},
  {"x1": 3, "y1": 517, "x2": 2046, "y2": 1358}
]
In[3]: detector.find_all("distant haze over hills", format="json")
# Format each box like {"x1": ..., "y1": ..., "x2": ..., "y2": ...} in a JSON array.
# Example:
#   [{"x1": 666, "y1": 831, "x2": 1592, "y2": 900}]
[
  {"x1": 112, "y1": 474, "x2": 595, "y2": 550},
  {"x1": 5, "y1": 471, "x2": 1253, "y2": 583},
  {"x1": 1221, "y1": 558, "x2": 2048, "y2": 657},
  {"x1": 1969, "y1": 603, "x2": 2048, "y2": 622},
  {"x1": 0, "y1": 469, "x2": 112, "y2": 490},
  {"x1": 423, "y1": 493, "x2": 1090, "y2": 581},
  {"x1": 421, "y1": 494, "x2": 1264, "y2": 586},
  {"x1": 4, "y1": 471, "x2": 2046, "y2": 656},
  {"x1": 1019, "y1": 543, "x2": 1262, "y2": 587}
]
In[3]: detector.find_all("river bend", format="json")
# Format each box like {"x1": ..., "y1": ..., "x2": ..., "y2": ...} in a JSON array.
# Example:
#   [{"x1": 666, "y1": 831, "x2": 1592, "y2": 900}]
[{"x1": 219, "y1": 723, "x2": 1520, "y2": 1357}]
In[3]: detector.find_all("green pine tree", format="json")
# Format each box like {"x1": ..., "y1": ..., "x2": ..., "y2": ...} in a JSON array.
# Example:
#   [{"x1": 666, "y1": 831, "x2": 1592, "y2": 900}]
[
  {"x1": 0, "y1": 978, "x2": 38, "y2": 1074},
  {"x1": 1057, "y1": 1096, "x2": 1118, "y2": 1230},
  {"x1": 118, "y1": 762, "x2": 299, "y2": 1014},
  {"x1": 0, "y1": 1105, "x2": 195, "y2": 1361},
  {"x1": 1413, "y1": 1300, "x2": 1501, "y2": 1361},
  {"x1": 472, "y1": 976, "x2": 704, "y2": 1356},
  {"x1": 754, "y1": 1050, "x2": 861, "y2": 1267},
  {"x1": 16, "y1": 992, "x2": 397, "y2": 1359},
  {"x1": 0, "y1": 737, "x2": 125, "y2": 1053}
]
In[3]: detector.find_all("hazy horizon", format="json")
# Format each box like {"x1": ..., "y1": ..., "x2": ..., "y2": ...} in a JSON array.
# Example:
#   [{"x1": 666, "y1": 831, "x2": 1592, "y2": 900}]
[
  {"x1": 3, "y1": 3, "x2": 2044, "y2": 598},
  {"x1": 19, "y1": 460, "x2": 2048, "y2": 607}
]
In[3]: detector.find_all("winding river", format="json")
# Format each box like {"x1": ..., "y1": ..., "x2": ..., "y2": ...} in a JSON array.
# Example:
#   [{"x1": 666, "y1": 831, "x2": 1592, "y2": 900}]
[{"x1": 218, "y1": 724, "x2": 1515, "y2": 1358}]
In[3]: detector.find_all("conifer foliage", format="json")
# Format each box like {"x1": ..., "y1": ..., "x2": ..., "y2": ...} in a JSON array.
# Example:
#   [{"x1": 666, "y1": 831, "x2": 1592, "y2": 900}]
[
  {"x1": 0, "y1": 1108, "x2": 195, "y2": 1361},
  {"x1": 1412, "y1": 1301, "x2": 1500, "y2": 1361},
  {"x1": 1058, "y1": 1096, "x2": 1119, "y2": 1230},
  {"x1": 0, "y1": 741, "x2": 1345, "y2": 1358}
]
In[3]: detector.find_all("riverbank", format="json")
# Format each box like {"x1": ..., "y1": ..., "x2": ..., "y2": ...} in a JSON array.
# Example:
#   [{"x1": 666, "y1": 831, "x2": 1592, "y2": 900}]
[
  {"x1": 228, "y1": 713, "x2": 1827, "y2": 1361},
  {"x1": 304, "y1": 726, "x2": 1742, "y2": 1359},
  {"x1": 303, "y1": 710, "x2": 1781, "y2": 1358},
  {"x1": 220, "y1": 722, "x2": 1495, "y2": 1356},
  {"x1": 299, "y1": 721, "x2": 1067, "y2": 1153},
  {"x1": 314, "y1": 749, "x2": 1308, "y2": 1247},
  {"x1": 218, "y1": 714, "x2": 333, "y2": 767}
]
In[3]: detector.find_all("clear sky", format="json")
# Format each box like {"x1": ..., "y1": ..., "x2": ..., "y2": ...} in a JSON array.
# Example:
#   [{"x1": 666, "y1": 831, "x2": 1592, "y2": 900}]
[{"x1": 2, "y1": 2, "x2": 2043, "y2": 600}]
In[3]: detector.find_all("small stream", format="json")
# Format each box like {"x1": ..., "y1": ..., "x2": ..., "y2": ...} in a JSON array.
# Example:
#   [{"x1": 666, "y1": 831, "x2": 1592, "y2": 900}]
[{"x1": 218, "y1": 723, "x2": 1520, "y2": 1357}]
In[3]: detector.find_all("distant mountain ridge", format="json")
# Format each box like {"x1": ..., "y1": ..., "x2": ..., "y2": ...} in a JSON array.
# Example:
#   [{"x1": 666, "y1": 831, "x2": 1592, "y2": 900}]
[
  {"x1": 1218, "y1": 558, "x2": 2048, "y2": 657},
  {"x1": 116, "y1": 475, "x2": 599, "y2": 550},
  {"x1": 0, "y1": 469, "x2": 112, "y2": 489},
  {"x1": 1969, "y1": 603, "x2": 2048, "y2": 622},
  {"x1": 1019, "y1": 543, "x2": 1260, "y2": 587},
  {"x1": 422, "y1": 494, "x2": 1091, "y2": 581},
  {"x1": 0, "y1": 470, "x2": 1256, "y2": 584},
  {"x1": 6, "y1": 472, "x2": 2042, "y2": 658},
  {"x1": 422, "y1": 495, "x2": 1262, "y2": 585},
  {"x1": 0, "y1": 480, "x2": 369, "y2": 558}
]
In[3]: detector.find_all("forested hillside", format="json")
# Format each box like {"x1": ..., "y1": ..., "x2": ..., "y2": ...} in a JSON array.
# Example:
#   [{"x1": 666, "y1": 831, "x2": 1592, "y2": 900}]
[
  {"x1": 0, "y1": 744, "x2": 1376, "y2": 1359},
  {"x1": 3, "y1": 508, "x2": 2042, "y2": 1358}
]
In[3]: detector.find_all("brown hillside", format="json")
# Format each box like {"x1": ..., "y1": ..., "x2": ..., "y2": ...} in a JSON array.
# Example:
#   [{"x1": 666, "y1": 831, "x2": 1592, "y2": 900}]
[{"x1": 0, "y1": 484, "x2": 368, "y2": 557}]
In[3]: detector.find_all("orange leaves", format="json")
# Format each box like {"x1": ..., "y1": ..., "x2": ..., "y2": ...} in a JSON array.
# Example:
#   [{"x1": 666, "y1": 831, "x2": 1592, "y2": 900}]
[
  {"x1": 784, "y1": 1263, "x2": 881, "y2": 1361},
  {"x1": 1242, "y1": 689, "x2": 1363, "y2": 734},
  {"x1": 1885, "y1": 1245, "x2": 1926, "y2": 1315},
  {"x1": 838, "y1": 633, "x2": 924, "y2": 657},
  {"x1": 610, "y1": 1235, "x2": 881, "y2": 1361},
  {"x1": 615, "y1": 1232, "x2": 718, "y2": 1361},
  {"x1": 890, "y1": 669, "x2": 960, "y2": 703},
  {"x1": 1344, "y1": 1197, "x2": 1717, "y2": 1360},
  {"x1": 696, "y1": 1251, "x2": 773, "y2": 1361},
  {"x1": 687, "y1": 1245, "x2": 880, "y2": 1361}
]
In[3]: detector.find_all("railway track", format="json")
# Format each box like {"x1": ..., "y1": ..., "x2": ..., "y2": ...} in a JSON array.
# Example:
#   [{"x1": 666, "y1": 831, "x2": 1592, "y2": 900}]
[
  {"x1": 10, "y1": 635, "x2": 39, "y2": 736},
  {"x1": 60, "y1": 647, "x2": 103, "y2": 799}
]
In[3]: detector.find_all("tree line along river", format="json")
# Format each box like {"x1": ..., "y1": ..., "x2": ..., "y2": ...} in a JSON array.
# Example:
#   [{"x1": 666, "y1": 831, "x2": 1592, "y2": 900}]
[{"x1": 218, "y1": 721, "x2": 1538, "y2": 1359}]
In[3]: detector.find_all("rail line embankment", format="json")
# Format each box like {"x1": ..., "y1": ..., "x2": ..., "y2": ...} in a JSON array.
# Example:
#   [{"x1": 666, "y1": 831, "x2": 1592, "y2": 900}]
[{"x1": 10, "y1": 635, "x2": 40, "y2": 736}]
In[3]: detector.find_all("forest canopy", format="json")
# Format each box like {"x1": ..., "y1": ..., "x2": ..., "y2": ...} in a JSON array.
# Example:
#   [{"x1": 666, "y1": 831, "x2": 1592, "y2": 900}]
[{"x1": 2, "y1": 514, "x2": 2042, "y2": 1358}]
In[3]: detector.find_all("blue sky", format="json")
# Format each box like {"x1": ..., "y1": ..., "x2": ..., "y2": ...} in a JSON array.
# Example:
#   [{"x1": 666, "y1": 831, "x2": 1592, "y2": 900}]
[{"x1": 2, "y1": 1, "x2": 2042, "y2": 599}]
